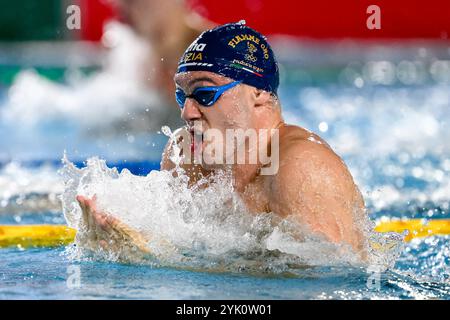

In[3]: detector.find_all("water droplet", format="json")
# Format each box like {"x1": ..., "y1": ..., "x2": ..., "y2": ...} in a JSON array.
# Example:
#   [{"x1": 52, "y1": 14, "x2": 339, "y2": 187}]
[
  {"x1": 318, "y1": 122, "x2": 328, "y2": 132},
  {"x1": 354, "y1": 77, "x2": 364, "y2": 88}
]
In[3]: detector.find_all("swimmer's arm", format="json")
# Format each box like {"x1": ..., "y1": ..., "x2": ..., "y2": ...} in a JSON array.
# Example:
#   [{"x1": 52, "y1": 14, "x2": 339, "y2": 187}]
[{"x1": 268, "y1": 140, "x2": 365, "y2": 251}]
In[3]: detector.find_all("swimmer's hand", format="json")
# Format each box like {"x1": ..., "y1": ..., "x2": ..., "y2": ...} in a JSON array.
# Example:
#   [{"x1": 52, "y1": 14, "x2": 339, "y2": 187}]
[{"x1": 76, "y1": 195, "x2": 151, "y2": 260}]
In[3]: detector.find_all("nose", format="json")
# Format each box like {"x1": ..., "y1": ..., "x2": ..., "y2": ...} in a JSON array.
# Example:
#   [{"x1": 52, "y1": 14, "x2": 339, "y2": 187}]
[{"x1": 181, "y1": 98, "x2": 202, "y2": 122}]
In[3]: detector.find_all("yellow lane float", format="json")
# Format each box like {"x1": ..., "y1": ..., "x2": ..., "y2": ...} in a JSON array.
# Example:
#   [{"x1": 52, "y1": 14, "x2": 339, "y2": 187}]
[
  {"x1": 374, "y1": 218, "x2": 450, "y2": 241},
  {"x1": 0, "y1": 219, "x2": 449, "y2": 249},
  {"x1": 0, "y1": 225, "x2": 76, "y2": 248}
]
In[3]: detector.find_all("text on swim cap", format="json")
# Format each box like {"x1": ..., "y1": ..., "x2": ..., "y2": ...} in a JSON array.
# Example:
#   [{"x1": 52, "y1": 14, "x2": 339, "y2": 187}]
[
  {"x1": 228, "y1": 34, "x2": 269, "y2": 59},
  {"x1": 182, "y1": 52, "x2": 203, "y2": 63},
  {"x1": 186, "y1": 42, "x2": 207, "y2": 52},
  {"x1": 228, "y1": 34, "x2": 260, "y2": 48}
]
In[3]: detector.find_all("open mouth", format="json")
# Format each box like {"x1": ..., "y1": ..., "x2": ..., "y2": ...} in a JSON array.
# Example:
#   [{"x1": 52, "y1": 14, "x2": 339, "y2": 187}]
[{"x1": 189, "y1": 128, "x2": 204, "y2": 153}]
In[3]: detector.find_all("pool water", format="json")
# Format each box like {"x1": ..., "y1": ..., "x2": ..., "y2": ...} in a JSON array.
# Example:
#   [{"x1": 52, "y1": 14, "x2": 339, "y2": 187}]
[
  {"x1": 0, "y1": 229, "x2": 448, "y2": 299},
  {"x1": 1, "y1": 35, "x2": 450, "y2": 299}
]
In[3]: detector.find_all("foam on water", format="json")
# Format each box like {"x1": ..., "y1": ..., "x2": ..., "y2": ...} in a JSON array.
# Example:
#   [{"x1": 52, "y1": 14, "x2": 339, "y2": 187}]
[
  {"x1": 59, "y1": 145, "x2": 402, "y2": 274},
  {"x1": 0, "y1": 162, "x2": 62, "y2": 214}
]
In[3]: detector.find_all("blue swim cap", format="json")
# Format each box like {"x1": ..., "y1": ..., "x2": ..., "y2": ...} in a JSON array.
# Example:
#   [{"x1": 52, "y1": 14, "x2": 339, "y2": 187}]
[{"x1": 177, "y1": 21, "x2": 279, "y2": 95}]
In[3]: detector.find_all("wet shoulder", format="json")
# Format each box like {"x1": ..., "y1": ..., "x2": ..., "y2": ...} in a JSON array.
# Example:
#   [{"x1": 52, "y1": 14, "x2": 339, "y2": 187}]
[
  {"x1": 278, "y1": 124, "x2": 332, "y2": 156},
  {"x1": 274, "y1": 124, "x2": 350, "y2": 178},
  {"x1": 269, "y1": 124, "x2": 360, "y2": 209}
]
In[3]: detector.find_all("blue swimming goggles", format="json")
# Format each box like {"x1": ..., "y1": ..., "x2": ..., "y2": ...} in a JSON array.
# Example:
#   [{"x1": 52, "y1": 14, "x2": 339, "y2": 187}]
[{"x1": 175, "y1": 81, "x2": 241, "y2": 108}]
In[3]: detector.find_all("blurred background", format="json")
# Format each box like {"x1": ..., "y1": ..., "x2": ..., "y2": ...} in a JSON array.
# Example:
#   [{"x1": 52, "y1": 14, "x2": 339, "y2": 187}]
[{"x1": 1, "y1": 0, "x2": 450, "y2": 223}]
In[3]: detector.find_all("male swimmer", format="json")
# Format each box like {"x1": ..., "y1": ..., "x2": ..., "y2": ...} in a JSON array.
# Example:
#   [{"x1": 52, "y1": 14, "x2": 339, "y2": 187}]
[{"x1": 76, "y1": 23, "x2": 367, "y2": 257}]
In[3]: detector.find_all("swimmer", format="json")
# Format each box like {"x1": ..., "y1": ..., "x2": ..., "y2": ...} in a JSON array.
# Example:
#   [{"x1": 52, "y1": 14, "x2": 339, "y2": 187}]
[
  {"x1": 114, "y1": 0, "x2": 214, "y2": 103},
  {"x1": 77, "y1": 23, "x2": 366, "y2": 257}
]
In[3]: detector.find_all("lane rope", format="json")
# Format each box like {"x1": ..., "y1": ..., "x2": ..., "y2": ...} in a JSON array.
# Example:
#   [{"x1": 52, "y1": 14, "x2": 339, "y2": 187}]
[
  {"x1": 0, "y1": 225, "x2": 76, "y2": 248},
  {"x1": 0, "y1": 219, "x2": 449, "y2": 248}
]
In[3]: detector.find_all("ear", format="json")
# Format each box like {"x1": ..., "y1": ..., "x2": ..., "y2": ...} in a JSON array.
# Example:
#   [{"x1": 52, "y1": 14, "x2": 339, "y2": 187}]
[{"x1": 253, "y1": 88, "x2": 272, "y2": 108}]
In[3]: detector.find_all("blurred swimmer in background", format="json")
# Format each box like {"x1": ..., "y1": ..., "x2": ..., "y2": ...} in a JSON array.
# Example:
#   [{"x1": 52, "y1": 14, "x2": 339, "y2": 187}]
[
  {"x1": 88, "y1": 0, "x2": 215, "y2": 131},
  {"x1": 115, "y1": 0, "x2": 214, "y2": 103}
]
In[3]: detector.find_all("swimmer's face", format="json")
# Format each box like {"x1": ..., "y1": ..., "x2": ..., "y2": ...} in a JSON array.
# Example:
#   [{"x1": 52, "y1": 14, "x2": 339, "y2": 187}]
[{"x1": 174, "y1": 71, "x2": 257, "y2": 166}]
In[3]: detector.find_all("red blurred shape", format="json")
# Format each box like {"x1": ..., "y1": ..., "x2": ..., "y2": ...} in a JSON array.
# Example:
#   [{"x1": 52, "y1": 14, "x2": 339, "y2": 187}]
[
  {"x1": 79, "y1": 0, "x2": 118, "y2": 41},
  {"x1": 187, "y1": 0, "x2": 450, "y2": 39}
]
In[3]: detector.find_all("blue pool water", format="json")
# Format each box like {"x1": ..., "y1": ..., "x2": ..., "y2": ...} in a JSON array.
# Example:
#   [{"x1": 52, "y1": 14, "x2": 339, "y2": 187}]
[
  {"x1": 0, "y1": 230, "x2": 449, "y2": 299},
  {"x1": 1, "y1": 38, "x2": 450, "y2": 299}
]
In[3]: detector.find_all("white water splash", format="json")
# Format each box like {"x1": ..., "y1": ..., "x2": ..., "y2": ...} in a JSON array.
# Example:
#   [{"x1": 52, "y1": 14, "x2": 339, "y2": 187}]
[{"x1": 59, "y1": 154, "x2": 402, "y2": 273}]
